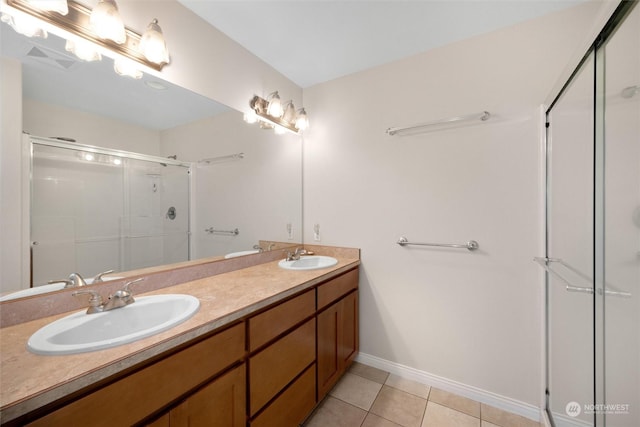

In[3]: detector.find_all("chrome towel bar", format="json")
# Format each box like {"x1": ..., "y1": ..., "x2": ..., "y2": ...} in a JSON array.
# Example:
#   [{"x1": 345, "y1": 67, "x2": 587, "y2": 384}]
[
  {"x1": 386, "y1": 111, "x2": 490, "y2": 136},
  {"x1": 205, "y1": 227, "x2": 239, "y2": 236},
  {"x1": 397, "y1": 237, "x2": 479, "y2": 251}
]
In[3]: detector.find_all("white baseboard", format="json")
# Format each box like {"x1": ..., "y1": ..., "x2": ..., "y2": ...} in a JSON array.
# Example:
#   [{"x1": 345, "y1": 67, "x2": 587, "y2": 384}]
[{"x1": 355, "y1": 352, "x2": 541, "y2": 423}]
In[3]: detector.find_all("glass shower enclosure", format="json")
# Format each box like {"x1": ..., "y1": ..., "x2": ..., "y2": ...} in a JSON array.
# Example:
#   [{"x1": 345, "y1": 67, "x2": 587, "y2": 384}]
[
  {"x1": 542, "y1": 2, "x2": 639, "y2": 426},
  {"x1": 29, "y1": 136, "x2": 190, "y2": 286}
]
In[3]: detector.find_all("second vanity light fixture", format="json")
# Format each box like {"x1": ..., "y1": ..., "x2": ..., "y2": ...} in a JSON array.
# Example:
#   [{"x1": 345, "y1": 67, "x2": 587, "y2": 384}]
[
  {"x1": 245, "y1": 91, "x2": 309, "y2": 135},
  {"x1": 2, "y1": 0, "x2": 170, "y2": 79}
]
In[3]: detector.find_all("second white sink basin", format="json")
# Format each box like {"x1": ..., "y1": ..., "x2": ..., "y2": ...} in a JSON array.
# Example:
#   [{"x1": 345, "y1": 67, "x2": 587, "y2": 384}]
[
  {"x1": 27, "y1": 294, "x2": 200, "y2": 355},
  {"x1": 278, "y1": 255, "x2": 338, "y2": 271}
]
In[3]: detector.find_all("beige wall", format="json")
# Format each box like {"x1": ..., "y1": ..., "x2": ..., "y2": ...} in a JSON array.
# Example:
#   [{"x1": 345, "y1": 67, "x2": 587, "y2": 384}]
[
  {"x1": 23, "y1": 99, "x2": 162, "y2": 154},
  {"x1": 302, "y1": 1, "x2": 602, "y2": 412},
  {"x1": 0, "y1": 57, "x2": 25, "y2": 290}
]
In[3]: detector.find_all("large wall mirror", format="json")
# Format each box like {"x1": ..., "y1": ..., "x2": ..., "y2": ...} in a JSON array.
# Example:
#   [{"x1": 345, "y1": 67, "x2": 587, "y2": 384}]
[{"x1": 1, "y1": 22, "x2": 303, "y2": 300}]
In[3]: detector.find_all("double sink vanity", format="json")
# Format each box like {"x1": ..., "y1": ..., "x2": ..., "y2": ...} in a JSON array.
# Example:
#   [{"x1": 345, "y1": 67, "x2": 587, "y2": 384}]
[{"x1": 0, "y1": 245, "x2": 360, "y2": 426}]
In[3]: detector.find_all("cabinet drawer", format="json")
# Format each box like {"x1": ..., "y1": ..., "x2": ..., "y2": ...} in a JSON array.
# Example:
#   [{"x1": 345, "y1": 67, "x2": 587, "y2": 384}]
[
  {"x1": 251, "y1": 364, "x2": 316, "y2": 427},
  {"x1": 249, "y1": 319, "x2": 315, "y2": 416},
  {"x1": 27, "y1": 323, "x2": 245, "y2": 427},
  {"x1": 317, "y1": 268, "x2": 359, "y2": 310},
  {"x1": 249, "y1": 289, "x2": 315, "y2": 351}
]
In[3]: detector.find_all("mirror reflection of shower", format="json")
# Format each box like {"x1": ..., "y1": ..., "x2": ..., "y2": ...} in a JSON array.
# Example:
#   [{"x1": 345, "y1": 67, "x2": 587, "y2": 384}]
[{"x1": 29, "y1": 136, "x2": 191, "y2": 286}]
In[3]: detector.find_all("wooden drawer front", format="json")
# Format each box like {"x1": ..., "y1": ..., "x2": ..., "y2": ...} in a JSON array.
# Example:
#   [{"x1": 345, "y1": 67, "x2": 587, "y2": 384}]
[
  {"x1": 249, "y1": 289, "x2": 315, "y2": 352},
  {"x1": 170, "y1": 364, "x2": 245, "y2": 427},
  {"x1": 250, "y1": 364, "x2": 316, "y2": 427},
  {"x1": 27, "y1": 323, "x2": 245, "y2": 427},
  {"x1": 317, "y1": 268, "x2": 359, "y2": 310},
  {"x1": 249, "y1": 319, "x2": 316, "y2": 416}
]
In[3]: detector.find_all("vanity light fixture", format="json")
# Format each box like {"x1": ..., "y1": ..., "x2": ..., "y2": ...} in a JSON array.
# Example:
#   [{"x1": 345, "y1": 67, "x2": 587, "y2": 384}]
[
  {"x1": 247, "y1": 93, "x2": 310, "y2": 135},
  {"x1": 89, "y1": 0, "x2": 126, "y2": 44},
  {"x1": 3, "y1": 0, "x2": 170, "y2": 78}
]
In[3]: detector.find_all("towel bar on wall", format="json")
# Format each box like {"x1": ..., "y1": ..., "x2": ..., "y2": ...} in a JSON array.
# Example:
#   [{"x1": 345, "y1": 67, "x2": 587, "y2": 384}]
[{"x1": 396, "y1": 237, "x2": 479, "y2": 251}]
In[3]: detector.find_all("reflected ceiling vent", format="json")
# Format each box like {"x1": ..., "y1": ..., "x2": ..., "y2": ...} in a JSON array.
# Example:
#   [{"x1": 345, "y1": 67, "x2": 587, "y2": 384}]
[{"x1": 25, "y1": 42, "x2": 79, "y2": 71}]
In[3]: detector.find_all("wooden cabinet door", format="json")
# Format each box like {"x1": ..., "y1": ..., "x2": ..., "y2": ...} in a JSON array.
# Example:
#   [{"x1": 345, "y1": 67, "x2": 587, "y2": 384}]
[
  {"x1": 317, "y1": 302, "x2": 340, "y2": 399},
  {"x1": 317, "y1": 290, "x2": 359, "y2": 400},
  {"x1": 170, "y1": 365, "x2": 245, "y2": 427},
  {"x1": 340, "y1": 291, "x2": 358, "y2": 367}
]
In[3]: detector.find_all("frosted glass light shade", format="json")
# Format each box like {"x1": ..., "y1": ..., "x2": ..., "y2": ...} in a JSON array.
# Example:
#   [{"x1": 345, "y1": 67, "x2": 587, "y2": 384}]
[
  {"x1": 1, "y1": 13, "x2": 47, "y2": 38},
  {"x1": 24, "y1": 0, "x2": 68, "y2": 15},
  {"x1": 65, "y1": 38, "x2": 101, "y2": 61},
  {"x1": 90, "y1": 0, "x2": 126, "y2": 44},
  {"x1": 266, "y1": 92, "x2": 283, "y2": 118},
  {"x1": 295, "y1": 108, "x2": 309, "y2": 131},
  {"x1": 139, "y1": 19, "x2": 169, "y2": 65},
  {"x1": 113, "y1": 58, "x2": 143, "y2": 79}
]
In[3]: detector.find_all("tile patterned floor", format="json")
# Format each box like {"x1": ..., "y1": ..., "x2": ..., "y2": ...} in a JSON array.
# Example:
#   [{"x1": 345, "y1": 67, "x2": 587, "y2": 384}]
[{"x1": 303, "y1": 362, "x2": 541, "y2": 427}]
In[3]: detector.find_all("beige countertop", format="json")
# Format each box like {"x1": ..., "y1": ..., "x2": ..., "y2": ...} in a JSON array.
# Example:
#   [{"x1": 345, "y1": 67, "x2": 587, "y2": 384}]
[{"x1": 0, "y1": 255, "x2": 360, "y2": 423}]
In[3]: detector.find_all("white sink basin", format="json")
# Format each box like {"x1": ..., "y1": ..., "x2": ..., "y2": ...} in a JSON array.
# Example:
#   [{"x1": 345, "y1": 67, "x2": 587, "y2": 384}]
[
  {"x1": 278, "y1": 255, "x2": 338, "y2": 271},
  {"x1": 224, "y1": 250, "x2": 260, "y2": 259},
  {"x1": 27, "y1": 294, "x2": 200, "y2": 355},
  {"x1": 0, "y1": 276, "x2": 123, "y2": 302}
]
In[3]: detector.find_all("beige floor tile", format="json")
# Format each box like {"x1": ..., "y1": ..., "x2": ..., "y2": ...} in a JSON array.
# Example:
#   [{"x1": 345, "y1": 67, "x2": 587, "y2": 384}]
[
  {"x1": 304, "y1": 396, "x2": 367, "y2": 427},
  {"x1": 349, "y1": 362, "x2": 391, "y2": 384},
  {"x1": 362, "y1": 413, "x2": 404, "y2": 427},
  {"x1": 481, "y1": 421, "x2": 501, "y2": 427},
  {"x1": 428, "y1": 388, "x2": 481, "y2": 418},
  {"x1": 422, "y1": 402, "x2": 481, "y2": 427},
  {"x1": 481, "y1": 404, "x2": 540, "y2": 427},
  {"x1": 330, "y1": 372, "x2": 384, "y2": 411},
  {"x1": 384, "y1": 374, "x2": 431, "y2": 399},
  {"x1": 370, "y1": 385, "x2": 428, "y2": 427}
]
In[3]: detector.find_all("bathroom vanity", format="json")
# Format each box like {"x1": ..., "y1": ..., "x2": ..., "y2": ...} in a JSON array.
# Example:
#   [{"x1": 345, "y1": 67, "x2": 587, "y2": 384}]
[{"x1": 0, "y1": 247, "x2": 360, "y2": 427}]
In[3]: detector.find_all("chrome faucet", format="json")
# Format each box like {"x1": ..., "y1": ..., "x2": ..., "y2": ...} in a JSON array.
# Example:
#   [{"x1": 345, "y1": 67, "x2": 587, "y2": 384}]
[
  {"x1": 72, "y1": 278, "x2": 145, "y2": 314},
  {"x1": 286, "y1": 248, "x2": 307, "y2": 261},
  {"x1": 252, "y1": 244, "x2": 264, "y2": 253}
]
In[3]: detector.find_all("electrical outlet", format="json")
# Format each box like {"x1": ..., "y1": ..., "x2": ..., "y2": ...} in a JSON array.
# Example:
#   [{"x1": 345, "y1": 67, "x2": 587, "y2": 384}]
[
  {"x1": 313, "y1": 223, "x2": 320, "y2": 241},
  {"x1": 286, "y1": 223, "x2": 293, "y2": 240}
]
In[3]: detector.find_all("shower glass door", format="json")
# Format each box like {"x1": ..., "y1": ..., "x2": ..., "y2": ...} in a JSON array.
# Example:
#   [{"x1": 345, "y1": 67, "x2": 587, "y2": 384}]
[
  {"x1": 545, "y1": 2, "x2": 639, "y2": 426},
  {"x1": 601, "y1": 3, "x2": 639, "y2": 426},
  {"x1": 30, "y1": 138, "x2": 190, "y2": 285}
]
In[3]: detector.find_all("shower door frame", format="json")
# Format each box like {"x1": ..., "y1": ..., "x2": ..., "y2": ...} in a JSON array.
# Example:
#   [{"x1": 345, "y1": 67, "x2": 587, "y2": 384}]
[
  {"x1": 26, "y1": 135, "x2": 192, "y2": 285},
  {"x1": 542, "y1": 1, "x2": 638, "y2": 426}
]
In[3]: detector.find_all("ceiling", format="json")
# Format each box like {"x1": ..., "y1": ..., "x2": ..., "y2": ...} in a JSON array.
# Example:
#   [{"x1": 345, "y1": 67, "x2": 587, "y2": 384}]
[{"x1": 179, "y1": 0, "x2": 588, "y2": 88}]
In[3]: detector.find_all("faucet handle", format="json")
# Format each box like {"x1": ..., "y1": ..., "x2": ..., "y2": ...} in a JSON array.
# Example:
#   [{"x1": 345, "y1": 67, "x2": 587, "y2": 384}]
[
  {"x1": 72, "y1": 290, "x2": 104, "y2": 314},
  {"x1": 92, "y1": 270, "x2": 115, "y2": 283},
  {"x1": 49, "y1": 279, "x2": 74, "y2": 288},
  {"x1": 122, "y1": 278, "x2": 145, "y2": 294}
]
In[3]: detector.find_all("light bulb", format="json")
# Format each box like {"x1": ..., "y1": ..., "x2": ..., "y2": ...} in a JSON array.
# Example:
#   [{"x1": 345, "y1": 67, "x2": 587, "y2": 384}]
[
  {"x1": 1, "y1": 13, "x2": 47, "y2": 38},
  {"x1": 114, "y1": 58, "x2": 143, "y2": 79},
  {"x1": 295, "y1": 108, "x2": 309, "y2": 131},
  {"x1": 65, "y1": 39, "x2": 102, "y2": 61},
  {"x1": 266, "y1": 92, "x2": 283, "y2": 118},
  {"x1": 139, "y1": 19, "x2": 170, "y2": 65},
  {"x1": 90, "y1": 0, "x2": 126, "y2": 44},
  {"x1": 24, "y1": 0, "x2": 68, "y2": 15}
]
